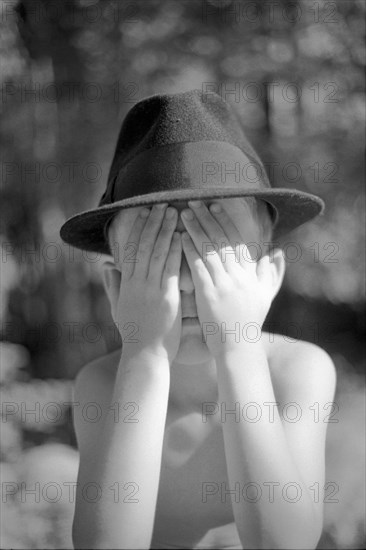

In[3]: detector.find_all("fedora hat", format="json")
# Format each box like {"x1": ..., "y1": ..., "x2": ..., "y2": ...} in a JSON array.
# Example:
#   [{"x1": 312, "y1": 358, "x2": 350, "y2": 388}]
[{"x1": 60, "y1": 89, "x2": 324, "y2": 255}]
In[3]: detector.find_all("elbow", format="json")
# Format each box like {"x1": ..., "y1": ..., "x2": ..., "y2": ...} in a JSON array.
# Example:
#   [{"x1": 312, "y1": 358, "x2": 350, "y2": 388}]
[
  {"x1": 237, "y1": 506, "x2": 323, "y2": 550},
  {"x1": 292, "y1": 499, "x2": 323, "y2": 549},
  {"x1": 278, "y1": 530, "x2": 321, "y2": 550},
  {"x1": 258, "y1": 531, "x2": 322, "y2": 550},
  {"x1": 274, "y1": 497, "x2": 323, "y2": 549},
  {"x1": 245, "y1": 535, "x2": 321, "y2": 550},
  {"x1": 266, "y1": 515, "x2": 323, "y2": 550}
]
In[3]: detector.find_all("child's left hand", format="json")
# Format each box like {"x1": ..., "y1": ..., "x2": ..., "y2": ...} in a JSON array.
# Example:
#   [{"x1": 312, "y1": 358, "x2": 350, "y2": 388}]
[{"x1": 180, "y1": 200, "x2": 273, "y2": 358}]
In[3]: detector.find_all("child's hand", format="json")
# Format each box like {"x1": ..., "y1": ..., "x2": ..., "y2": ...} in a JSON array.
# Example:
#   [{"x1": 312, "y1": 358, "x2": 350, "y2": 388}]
[
  {"x1": 180, "y1": 200, "x2": 273, "y2": 358},
  {"x1": 109, "y1": 204, "x2": 182, "y2": 362}
]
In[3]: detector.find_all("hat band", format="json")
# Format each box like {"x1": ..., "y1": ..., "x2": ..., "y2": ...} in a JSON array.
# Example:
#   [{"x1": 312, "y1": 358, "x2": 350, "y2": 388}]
[{"x1": 100, "y1": 140, "x2": 271, "y2": 206}]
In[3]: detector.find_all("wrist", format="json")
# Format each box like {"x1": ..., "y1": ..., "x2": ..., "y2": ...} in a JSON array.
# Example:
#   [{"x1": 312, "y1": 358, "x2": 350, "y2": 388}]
[
  {"x1": 121, "y1": 346, "x2": 171, "y2": 367},
  {"x1": 214, "y1": 340, "x2": 266, "y2": 363},
  {"x1": 119, "y1": 350, "x2": 171, "y2": 390}
]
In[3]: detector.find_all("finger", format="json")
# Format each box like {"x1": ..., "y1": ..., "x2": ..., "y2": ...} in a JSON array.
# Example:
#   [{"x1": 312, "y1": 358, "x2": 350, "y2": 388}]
[
  {"x1": 181, "y1": 208, "x2": 226, "y2": 285},
  {"x1": 207, "y1": 202, "x2": 257, "y2": 272},
  {"x1": 162, "y1": 231, "x2": 182, "y2": 292},
  {"x1": 135, "y1": 203, "x2": 169, "y2": 280},
  {"x1": 188, "y1": 200, "x2": 241, "y2": 274},
  {"x1": 148, "y1": 207, "x2": 178, "y2": 283},
  {"x1": 207, "y1": 202, "x2": 242, "y2": 246},
  {"x1": 120, "y1": 207, "x2": 151, "y2": 281},
  {"x1": 181, "y1": 230, "x2": 215, "y2": 291}
]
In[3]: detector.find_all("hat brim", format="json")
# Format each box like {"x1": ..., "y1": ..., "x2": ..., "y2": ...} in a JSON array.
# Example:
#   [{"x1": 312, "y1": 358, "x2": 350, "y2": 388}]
[{"x1": 59, "y1": 188, "x2": 324, "y2": 255}]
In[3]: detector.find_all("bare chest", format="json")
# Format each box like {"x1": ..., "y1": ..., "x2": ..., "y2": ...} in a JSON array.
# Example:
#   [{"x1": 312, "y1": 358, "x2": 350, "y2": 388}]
[{"x1": 151, "y1": 411, "x2": 242, "y2": 549}]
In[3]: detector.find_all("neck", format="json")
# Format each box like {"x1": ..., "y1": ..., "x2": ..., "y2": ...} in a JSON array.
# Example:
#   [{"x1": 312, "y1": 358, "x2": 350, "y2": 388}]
[{"x1": 169, "y1": 356, "x2": 219, "y2": 414}]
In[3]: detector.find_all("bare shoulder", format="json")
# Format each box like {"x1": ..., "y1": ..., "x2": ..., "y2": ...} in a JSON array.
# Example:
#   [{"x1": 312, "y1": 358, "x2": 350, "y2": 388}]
[
  {"x1": 72, "y1": 348, "x2": 122, "y2": 454},
  {"x1": 263, "y1": 332, "x2": 337, "y2": 402}
]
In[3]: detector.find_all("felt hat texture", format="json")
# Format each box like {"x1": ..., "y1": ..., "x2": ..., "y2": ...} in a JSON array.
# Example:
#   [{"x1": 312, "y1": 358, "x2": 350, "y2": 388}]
[{"x1": 60, "y1": 89, "x2": 324, "y2": 255}]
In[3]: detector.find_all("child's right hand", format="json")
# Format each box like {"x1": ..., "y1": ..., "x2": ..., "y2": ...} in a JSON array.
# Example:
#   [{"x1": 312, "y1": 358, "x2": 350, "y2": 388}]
[{"x1": 107, "y1": 203, "x2": 182, "y2": 363}]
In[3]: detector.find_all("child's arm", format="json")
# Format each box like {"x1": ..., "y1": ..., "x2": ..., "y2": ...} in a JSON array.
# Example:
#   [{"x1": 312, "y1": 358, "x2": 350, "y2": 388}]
[
  {"x1": 72, "y1": 204, "x2": 182, "y2": 549},
  {"x1": 215, "y1": 341, "x2": 336, "y2": 550},
  {"x1": 179, "y1": 200, "x2": 337, "y2": 549},
  {"x1": 72, "y1": 350, "x2": 170, "y2": 550}
]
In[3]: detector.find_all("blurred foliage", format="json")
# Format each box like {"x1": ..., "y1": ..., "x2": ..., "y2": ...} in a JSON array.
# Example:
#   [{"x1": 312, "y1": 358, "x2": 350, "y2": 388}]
[{"x1": 0, "y1": 0, "x2": 365, "y2": 548}]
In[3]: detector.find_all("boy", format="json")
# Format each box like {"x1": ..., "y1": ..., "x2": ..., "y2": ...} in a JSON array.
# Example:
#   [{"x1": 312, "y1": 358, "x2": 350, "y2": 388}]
[{"x1": 60, "y1": 90, "x2": 337, "y2": 549}]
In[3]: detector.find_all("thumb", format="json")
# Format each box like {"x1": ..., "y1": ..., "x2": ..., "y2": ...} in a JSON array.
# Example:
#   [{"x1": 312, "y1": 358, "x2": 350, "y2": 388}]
[
  {"x1": 256, "y1": 255, "x2": 271, "y2": 285},
  {"x1": 102, "y1": 261, "x2": 121, "y2": 321}
]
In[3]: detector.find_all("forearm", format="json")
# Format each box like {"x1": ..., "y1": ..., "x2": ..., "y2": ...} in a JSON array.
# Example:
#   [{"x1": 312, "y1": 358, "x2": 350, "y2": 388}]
[
  {"x1": 73, "y1": 350, "x2": 170, "y2": 550},
  {"x1": 216, "y1": 343, "x2": 320, "y2": 550}
]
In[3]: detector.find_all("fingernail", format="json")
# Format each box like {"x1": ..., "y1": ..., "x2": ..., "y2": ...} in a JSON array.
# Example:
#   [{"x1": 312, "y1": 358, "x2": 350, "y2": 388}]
[
  {"x1": 140, "y1": 208, "x2": 150, "y2": 218},
  {"x1": 165, "y1": 207, "x2": 176, "y2": 219},
  {"x1": 182, "y1": 209, "x2": 194, "y2": 220},
  {"x1": 155, "y1": 203, "x2": 167, "y2": 210},
  {"x1": 189, "y1": 200, "x2": 202, "y2": 208},
  {"x1": 210, "y1": 203, "x2": 221, "y2": 213}
]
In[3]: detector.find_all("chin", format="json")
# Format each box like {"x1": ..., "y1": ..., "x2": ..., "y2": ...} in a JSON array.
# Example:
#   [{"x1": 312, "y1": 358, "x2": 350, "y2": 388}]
[{"x1": 174, "y1": 323, "x2": 213, "y2": 365}]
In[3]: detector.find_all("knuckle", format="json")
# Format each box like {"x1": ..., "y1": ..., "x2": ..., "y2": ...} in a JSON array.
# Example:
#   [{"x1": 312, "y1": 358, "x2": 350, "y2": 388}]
[
  {"x1": 151, "y1": 250, "x2": 163, "y2": 262},
  {"x1": 138, "y1": 242, "x2": 149, "y2": 255},
  {"x1": 159, "y1": 223, "x2": 171, "y2": 235}
]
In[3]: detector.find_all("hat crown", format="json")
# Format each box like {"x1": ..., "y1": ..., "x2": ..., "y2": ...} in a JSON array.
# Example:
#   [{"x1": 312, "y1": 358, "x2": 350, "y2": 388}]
[{"x1": 102, "y1": 89, "x2": 270, "y2": 202}]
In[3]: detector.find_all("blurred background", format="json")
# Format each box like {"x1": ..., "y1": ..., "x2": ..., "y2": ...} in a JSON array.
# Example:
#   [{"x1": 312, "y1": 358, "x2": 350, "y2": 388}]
[{"x1": 0, "y1": 0, "x2": 365, "y2": 548}]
